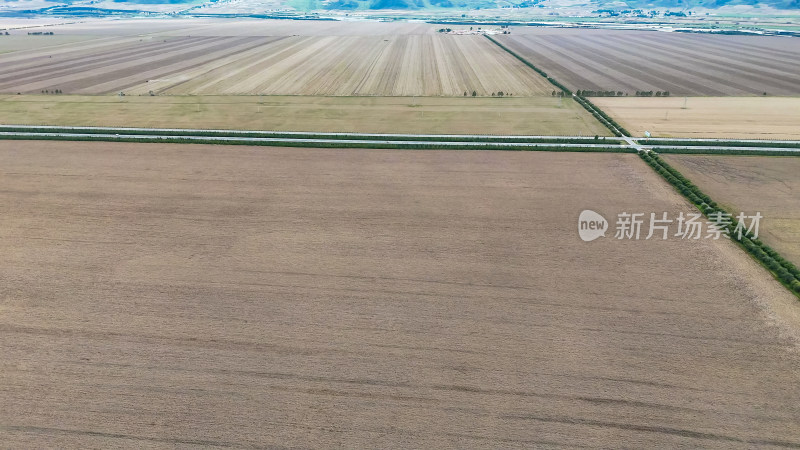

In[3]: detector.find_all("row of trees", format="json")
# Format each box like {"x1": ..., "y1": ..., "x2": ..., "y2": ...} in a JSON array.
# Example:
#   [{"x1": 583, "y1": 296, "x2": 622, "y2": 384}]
[
  {"x1": 573, "y1": 90, "x2": 671, "y2": 97},
  {"x1": 41, "y1": 89, "x2": 63, "y2": 94},
  {"x1": 636, "y1": 91, "x2": 671, "y2": 97},
  {"x1": 641, "y1": 152, "x2": 800, "y2": 294},
  {"x1": 573, "y1": 95, "x2": 631, "y2": 137},
  {"x1": 575, "y1": 90, "x2": 625, "y2": 97},
  {"x1": 462, "y1": 91, "x2": 514, "y2": 97}
]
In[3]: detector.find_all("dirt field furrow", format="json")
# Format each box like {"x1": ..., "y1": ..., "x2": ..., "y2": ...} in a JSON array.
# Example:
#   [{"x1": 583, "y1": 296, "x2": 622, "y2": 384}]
[
  {"x1": 561, "y1": 35, "x2": 743, "y2": 95},
  {"x1": 0, "y1": 37, "x2": 211, "y2": 85},
  {"x1": 169, "y1": 36, "x2": 306, "y2": 95},
  {"x1": 539, "y1": 35, "x2": 732, "y2": 95},
  {"x1": 85, "y1": 37, "x2": 285, "y2": 95},
  {"x1": 507, "y1": 35, "x2": 654, "y2": 94},
  {"x1": 496, "y1": 29, "x2": 800, "y2": 96},
  {"x1": 0, "y1": 35, "x2": 164, "y2": 68},
  {"x1": 602, "y1": 34, "x2": 800, "y2": 92},
  {"x1": 7, "y1": 37, "x2": 265, "y2": 94},
  {"x1": 617, "y1": 33, "x2": 800, "y2": 77}
]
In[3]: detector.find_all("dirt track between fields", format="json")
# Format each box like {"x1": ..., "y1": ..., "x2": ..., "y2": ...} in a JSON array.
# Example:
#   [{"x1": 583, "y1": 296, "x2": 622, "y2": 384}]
[{"x1": 1, "y1": 141, "x2": 799, "y2": 447}]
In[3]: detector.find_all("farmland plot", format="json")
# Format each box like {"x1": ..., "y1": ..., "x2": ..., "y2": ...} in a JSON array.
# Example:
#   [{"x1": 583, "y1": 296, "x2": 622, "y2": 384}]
[
  {"x1": 1, "y1": 141, "x2": 799, "y2": 447},
  {"x1": 0, "y1": 33, "x2": 552, "y2": 96},
  {"x1": 0, "y1": 95, "x2": 611, "y2": 136},
  {"x1": 132, "y1": 35, "x2": 554, "y2": 96},
  {"x1": 498, "y1": 28, "x2": 800, "y2": 96},
  {"x1": 0, "y1": 35, "x2": 286, "y2": 94},
  {"x1": 592, "y1": 97, "x2": 800, "y2": 139},
  {"x1": 664, "y1": 154, "x2": 800, "y2": 268}
]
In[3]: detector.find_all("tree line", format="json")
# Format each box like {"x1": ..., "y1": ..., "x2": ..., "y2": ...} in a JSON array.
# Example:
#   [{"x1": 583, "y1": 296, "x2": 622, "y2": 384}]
[{"x1": 574, "y1": 90, "x2": 671, "y2": 97}]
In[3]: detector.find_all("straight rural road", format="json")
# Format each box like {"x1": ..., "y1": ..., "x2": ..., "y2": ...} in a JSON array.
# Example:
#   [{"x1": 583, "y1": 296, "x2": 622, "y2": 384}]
[
  {"x1": 1, "y1": 125, "x2": 800, "y2": 153},
  {"x1": 0, "y1": 132, "x2": 624, "y2": 149}
]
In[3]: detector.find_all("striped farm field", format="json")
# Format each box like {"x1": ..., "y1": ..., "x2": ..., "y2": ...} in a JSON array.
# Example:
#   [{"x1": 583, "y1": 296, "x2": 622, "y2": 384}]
[
  {"x1": 0, "y1": 32, "x2": 554, "y2": 96},
  {"x1": 497, "y1": 28, "x2": 800, "y2": 96},
  {"x1": 0, "y1": 35, "x2": 286, "y2": 95}
]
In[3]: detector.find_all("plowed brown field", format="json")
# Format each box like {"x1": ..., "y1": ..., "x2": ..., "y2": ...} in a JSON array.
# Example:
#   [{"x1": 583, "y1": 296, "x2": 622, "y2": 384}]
[
  {"x1": 498, "y1": 28, "x2": 800, "y2": 96},
  {"x1": 2, "y1": 141, "x2": 799, "y2": 447}
]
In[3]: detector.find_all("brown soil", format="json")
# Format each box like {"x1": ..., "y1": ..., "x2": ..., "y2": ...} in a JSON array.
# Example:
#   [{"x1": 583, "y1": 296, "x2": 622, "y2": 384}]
[{"x1": 1, "y1": 141, "x2": 799, "y2": 447}]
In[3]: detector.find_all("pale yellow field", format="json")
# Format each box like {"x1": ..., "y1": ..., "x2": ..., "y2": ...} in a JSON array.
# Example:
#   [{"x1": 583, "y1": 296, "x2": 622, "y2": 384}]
[
  {"x1": 0, "y1": 95, "x2": 611, "y2": 136},
  {"x1": 593, "y1": 97, "x2": 800, "y2": 139}
]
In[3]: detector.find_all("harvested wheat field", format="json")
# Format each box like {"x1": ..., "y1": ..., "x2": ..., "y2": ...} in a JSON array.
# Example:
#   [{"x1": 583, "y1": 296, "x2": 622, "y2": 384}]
[
  {"x1": 131, "y1": 35, "x2": 551, "y2": 96},
  {"x1": 1, "y1": 141, "x2": 799, "y2": 447},
  {"x1": 498, "y1": 28, "x2": 800, "y2": 96},
  {"x1": 664, "y1": 154, "x2": 800, "y2": 268},
  {"x1": 0, "y1": 95, "x2": 611, "y2": 135},
  {"x1": 592, "y1": 97, "x2": 800, "y2": 139},
  {"x1": 0, "y1": 28, "x2": 551, "y2": 96}
]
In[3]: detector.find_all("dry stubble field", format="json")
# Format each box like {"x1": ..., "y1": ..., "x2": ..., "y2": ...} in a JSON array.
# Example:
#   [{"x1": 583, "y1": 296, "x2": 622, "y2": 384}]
[
  {"x1": 593, "y1": 97, "x2": 800, "y2": 139},
  {"x1": 1, "y1": 141, "x2": 799, "y2": 447},
  {"x1": 498, "y1": 28, "x2": 800, "y2": 96},
  {"x1": 664, "y1": 154, "x2": 800, "y2": 268},
  {"x1": 0, "y1": 94, "x2": 611, "y2": 136}
]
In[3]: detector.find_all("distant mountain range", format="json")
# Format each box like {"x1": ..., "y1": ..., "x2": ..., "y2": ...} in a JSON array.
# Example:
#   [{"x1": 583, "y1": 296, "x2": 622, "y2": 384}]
[{"x1": 1, "y1": 0, "x2": 798, "y2": 16}]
